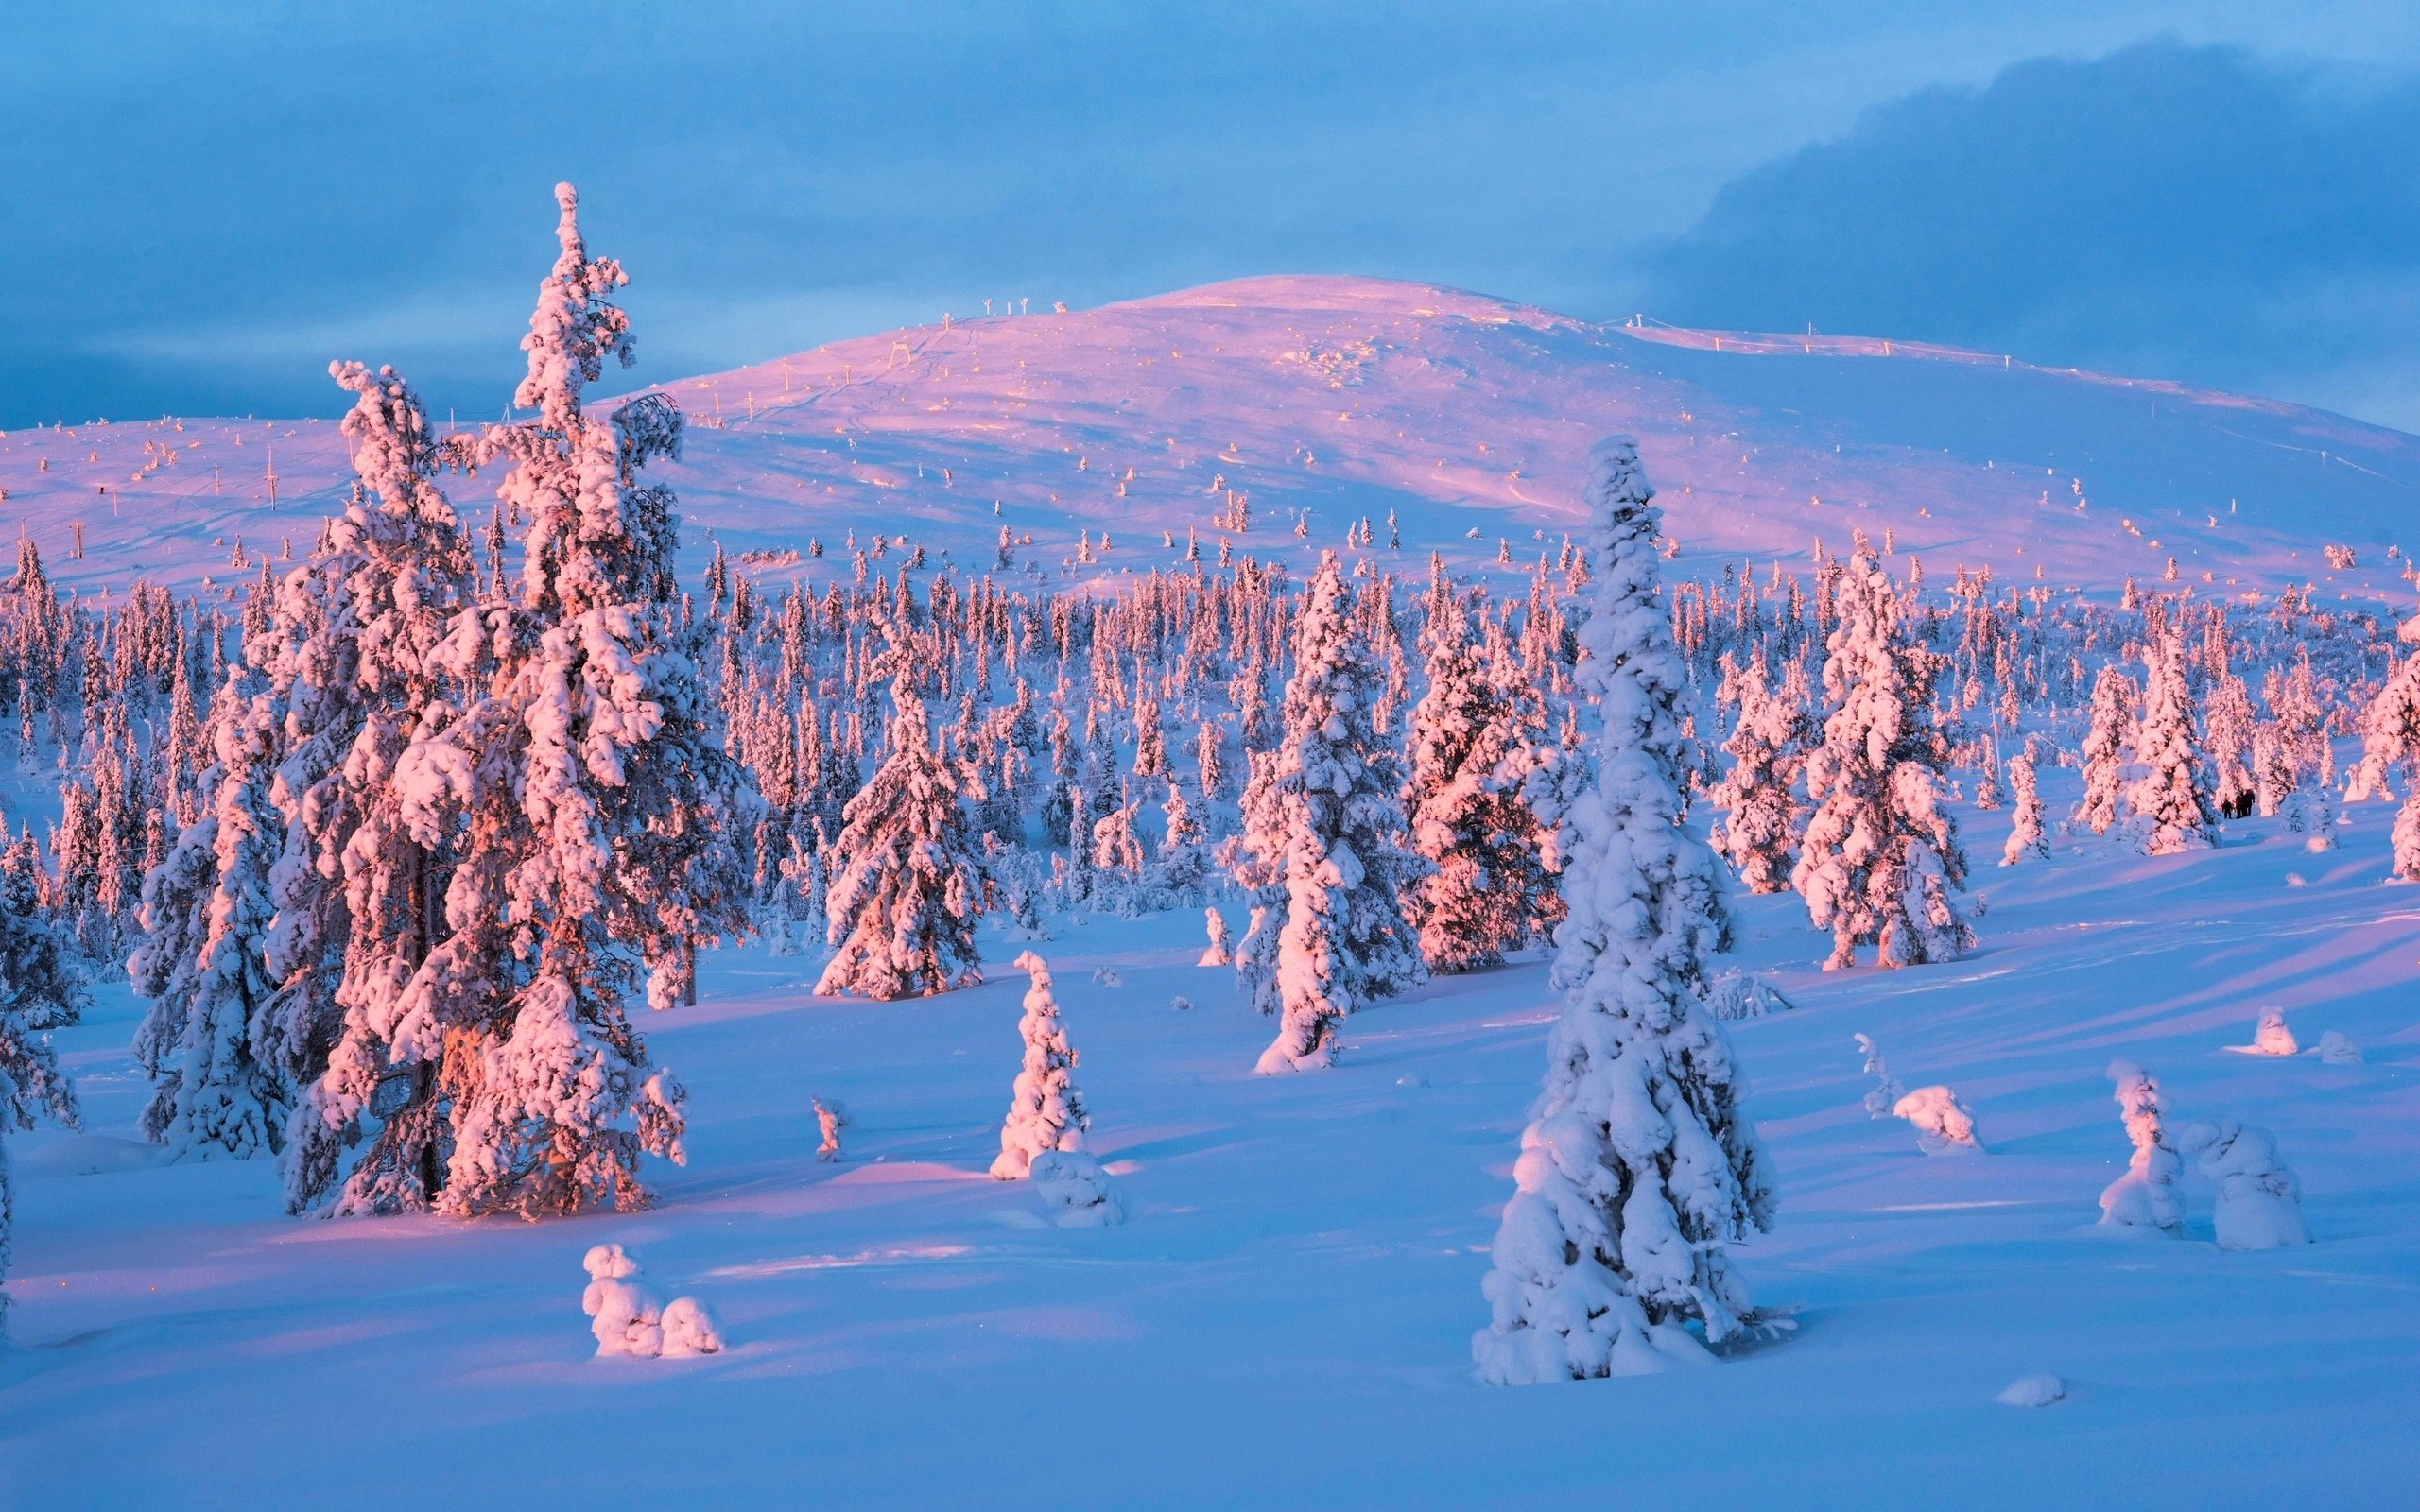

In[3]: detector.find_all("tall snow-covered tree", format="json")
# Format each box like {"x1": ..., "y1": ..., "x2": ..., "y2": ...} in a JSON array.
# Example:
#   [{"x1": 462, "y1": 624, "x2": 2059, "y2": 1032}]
[
  {"x1": 1253, "y1": 552, "x2": 1429, "y2": 1073},
  {"x1": 0, "y1": 857, "x2": 84, "y2": 1334},
  {"x1": 1707, "y1": 646, "x2": 1806, "y2": 894},
  {"x1": 2126, "y1": 628, "x2": 2217, "y2": 854},
  {"x1": 274, "y1": 358, "x2": 483, "y2": 1213},
  {"x1": 818, "y1": 667, "x2": 987, "y2": 1000},
  {"x1": 988, "y1": 951, "x2": 1089, "y2": 1179},
  {"x1": 1473, "y1": 438, "x2": 1774, "y2": 1383},
  {"x1": 1401, "y1": 576, "x2": 1557, "y2": 971},
  {"x1": 1791, "y1": 544, "x2": 1973, "y2": 970},
  {"x1": 2074, "y1": 664, "x2": 2134, "y2": 835},
  {"x1": 324, "y1": 184, "x2": 741, "y2": 1219}
]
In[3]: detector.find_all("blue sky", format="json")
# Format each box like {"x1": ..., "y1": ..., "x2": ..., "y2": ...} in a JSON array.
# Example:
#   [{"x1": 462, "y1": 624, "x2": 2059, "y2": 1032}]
[{"x1": 6, "y1": 2, "x2": 2417, "y2": 430}]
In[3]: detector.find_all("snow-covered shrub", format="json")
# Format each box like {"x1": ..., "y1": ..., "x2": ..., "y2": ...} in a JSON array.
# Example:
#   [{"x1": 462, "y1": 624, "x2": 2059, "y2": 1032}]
[
  {"x1": 582, "y1": 1244, "x2": 722, "y2": 1357},
  {"x1": 2316, "y1": 1030, "x2": 2363, "y2": 1065},
  {"x1": 1700, "y1": 970, "x2": 1794, "y2": 1022},
  {"x1": 813, "y1": 1097, "x2": 849, "y2": 1162},
  {"x1": 2097, "y1": 1060, "x2": 2183, "y2": 1234},
  {"x1": 1197, "y1": 907, "x2": 1232, "y2": 967},
  {"x1": 1473, "y1": 439, "x2": 1774, "y2": 1383},
  {"x1": 2240, "y1": 1005, "x2": 2297, "y2": 1057},
  {"x1": 2169, "y1": 1117, "x2": 2310, "y2": 1250},
  {"x1": 1029, "y1": 1148, "x2": 1125, "y2": 1226},
  {"x1": 991, "y1": 952, "x2": 1089, "y2": 1180},
  {"x1": 1855, "y1": 1033, "x2": 1905, "y2": 1118},
  {"x1": 1892, "y1": 1086, "x2": 1983, "y2": 1155}
]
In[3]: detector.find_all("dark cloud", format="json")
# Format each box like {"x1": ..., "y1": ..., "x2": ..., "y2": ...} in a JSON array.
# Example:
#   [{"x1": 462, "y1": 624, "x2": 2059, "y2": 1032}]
[{"x1": 1636, "y1": 40, "x2": 2420, "y2": 422}]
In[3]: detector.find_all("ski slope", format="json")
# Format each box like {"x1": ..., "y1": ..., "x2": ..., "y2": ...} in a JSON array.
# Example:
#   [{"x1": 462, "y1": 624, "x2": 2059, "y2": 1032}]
[
  {"x1": 1, "y1": 275, "x2": 2414, "y2": 608},
  {"x1": 4, "y1": 760, "x2": 2416, "y2": 1508}
]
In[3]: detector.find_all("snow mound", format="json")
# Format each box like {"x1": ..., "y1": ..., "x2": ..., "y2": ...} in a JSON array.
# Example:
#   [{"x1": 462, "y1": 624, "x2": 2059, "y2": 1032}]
[
  {"x1": 2317, "y1": 1030, "x2": 2364, "y2": 1065},
  {"x1": 660, "y1": 1297, "x2": 725, "y2": 1357},
  {"x1": 1996, "y1": 1372, "x2": 2066, "y2": 1407},
  {"x1": 1029, "y1": 1149, "x2": 1126, "y2": 1227}
]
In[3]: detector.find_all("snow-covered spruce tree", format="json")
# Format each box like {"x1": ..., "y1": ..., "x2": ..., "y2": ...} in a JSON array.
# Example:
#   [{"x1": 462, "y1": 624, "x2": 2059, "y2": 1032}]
[
  {"x1": 274, "y1": 359, "x2": 484, "y2": 1212},
  {"x1": 2000, "y1": 739, "x2": 2048, "y2": 866},
  {"x1": 1707, "y1": 645, "x2": 1805, "y2": 894},
  {"x1": 2348, "y1": 627, "x2": 2420, "y2": 879},
  {"x1": 817, "y1": 666, "x2": 987, "y2": 1000},
  {"x1": 0, "y1": 857, "x2": 84, "y2": 1334},
  {"x1": 144, "y1": 683, "x2": 287, "y2": 1160},
  {"x1": 989, "y1": 950, "x2": 1089, "y2": 1179},
  {"x1": 2074, "y1": 664, "x2": 2133, "y2": 835},
  {"x1": 1222, "y1": 747, "x2": 1286, "y2": 1016},
  {"x1": 1402, "y1": 577, "x2": 1556, "y2": 971},
  {"x1": 356, "y1": 184, "x2": 744, "y2": 1219},
  {"x1": 2126, "y1": 628, "x2": 2216, "y2": 855},
  {"x1": 1254, "y1": 551, "x2": 1429, "y2": 1074},
  {"x1": 129, "y1": 691, "x2": 232, "y2": 1143},
  {"x1": 1790, "y1": 544, "x2": 1974, "y2": 970},
  {"x1": 2205, "y1": 671, "x2": 2258, "y2": 820},
  {"x1": 1472, "y1": 438, "x2": 1775, "y2": 1383}
]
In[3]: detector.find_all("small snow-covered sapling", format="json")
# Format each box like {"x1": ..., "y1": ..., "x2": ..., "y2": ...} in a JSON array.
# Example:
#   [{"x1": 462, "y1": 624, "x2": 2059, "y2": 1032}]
[
  {"x1": 2169, "y1": 1117, "x2": 2310, "y2": 1251},
  {"x1": 1198, "y1": 907, "x2": 1232, "y2": 967},
  {"x1": 813, "y1": 1097, "x2": 850, "y2": 1162},
  {"x1": 1893, "y1": 1086, "x2": 1984, "y2": 1155},
  {"x1": 1855, "y1": 1034, "x2": 1905, "y2": 1119},
  {"x1": 2240, "y1": 1005, "x2": 2298, "y2": 1057},
  {"x1": 2098, "y1": 1060, "x2": 2183, "y2": 1234},
  {"x1": 991, "y1": 951, "x2": 1090, "y2": 1180}
]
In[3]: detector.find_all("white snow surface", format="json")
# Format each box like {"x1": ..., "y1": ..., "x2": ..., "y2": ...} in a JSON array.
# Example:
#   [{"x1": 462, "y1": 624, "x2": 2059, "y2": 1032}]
[
  {"x1": 5, "y1": 756, "x2": 2418, "y2": 1504},
  {"x1": 4, "y1": 276, "x2": 2413, "y2": 609}
]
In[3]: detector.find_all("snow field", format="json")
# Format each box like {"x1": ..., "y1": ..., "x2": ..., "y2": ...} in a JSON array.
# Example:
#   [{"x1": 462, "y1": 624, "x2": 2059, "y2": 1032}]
[{"x1": 4, "y1": 748, "x2": 2416, "y2": 1506}]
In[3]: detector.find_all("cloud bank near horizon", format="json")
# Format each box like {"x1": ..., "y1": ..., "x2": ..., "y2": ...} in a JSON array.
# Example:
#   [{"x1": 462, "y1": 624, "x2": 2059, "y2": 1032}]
[{"x1": 5, "y1": 9, "x2": 2417, "y2": 431}]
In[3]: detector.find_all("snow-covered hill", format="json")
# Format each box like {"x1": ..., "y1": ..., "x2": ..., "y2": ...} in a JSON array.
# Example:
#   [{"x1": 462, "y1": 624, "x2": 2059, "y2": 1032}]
[{"x1": 5, "y1": 275, "x2": 2415, "y2": 607}]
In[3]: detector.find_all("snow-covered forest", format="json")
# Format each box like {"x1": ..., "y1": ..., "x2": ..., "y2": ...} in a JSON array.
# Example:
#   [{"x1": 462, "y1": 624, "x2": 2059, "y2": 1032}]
[{"x1": 4, "y1": 188, "x2": 2416, "y2": 1506}]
